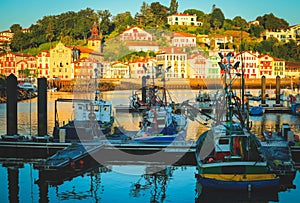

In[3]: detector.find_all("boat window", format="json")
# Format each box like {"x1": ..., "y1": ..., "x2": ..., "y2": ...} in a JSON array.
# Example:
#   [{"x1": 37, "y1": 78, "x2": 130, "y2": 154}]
[
  {"x1": 104, "y1": 105, "x2": 110, "y2": 111},
  {"x1": 219, "y1": 138, "x2": 229, "y2": 145},
  {"x1": 94, "y1": 106, "x2": 99, "y2": 111}
]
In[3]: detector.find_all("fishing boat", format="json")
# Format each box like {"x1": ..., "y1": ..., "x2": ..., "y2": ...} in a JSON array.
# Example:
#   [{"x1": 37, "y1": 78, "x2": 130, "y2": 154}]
[
  {"x1": 131, "y1": 83, "x2": 188, "y2": 143},
  {"x1": 249, "y1": 106, "x2": 264, "y2": 116},
  {"x1": 53, "y1": 90, "x2": 114, "y2": 142},
  {"x1": 195, "y1": 52, "x2": 279, "y2": 191},
  {"x1": 261, "y1": 124, "x2": 297, "y2": 188},
  {"x1": 133, "y1": 105, "x2": 188, "y2": 143},
  {"x1": 289, "y1": 94, "x2": 300, "y2": 116}
]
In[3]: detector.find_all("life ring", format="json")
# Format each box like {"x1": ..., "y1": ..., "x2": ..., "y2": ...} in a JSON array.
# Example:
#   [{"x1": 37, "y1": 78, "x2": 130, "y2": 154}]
[{"x1": 88, "y1": 112, "x2": 96, "y2": 120}]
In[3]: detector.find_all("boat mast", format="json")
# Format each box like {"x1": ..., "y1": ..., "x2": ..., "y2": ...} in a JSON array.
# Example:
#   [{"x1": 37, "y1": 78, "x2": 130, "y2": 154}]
[{"x1": 218, "y1": 52, "x2": 241, "y2": 134}]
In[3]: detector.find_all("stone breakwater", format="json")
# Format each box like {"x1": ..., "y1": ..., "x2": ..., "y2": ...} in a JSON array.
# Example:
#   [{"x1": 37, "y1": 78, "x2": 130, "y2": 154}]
[{"x1": 0, "y1": 89, "x2": 37, "y2": 103}]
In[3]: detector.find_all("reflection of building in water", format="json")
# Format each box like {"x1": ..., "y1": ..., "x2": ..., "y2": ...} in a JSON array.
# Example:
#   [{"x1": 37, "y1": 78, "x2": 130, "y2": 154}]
[{"x1": 250, "y1": 114, "x2": 300, "y2": 136}]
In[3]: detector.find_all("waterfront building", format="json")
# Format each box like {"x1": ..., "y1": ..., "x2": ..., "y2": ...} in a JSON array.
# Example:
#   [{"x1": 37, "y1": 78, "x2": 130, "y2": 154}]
[
  {"x1": 188, "y1": 54, "x2": 207, "y2": 79},
  {"x1": 167, "y1": 14, "x2": 202, "y2": 26},
  {"x1": 36, "y1": 50, "x2": 50, "y2": 78},
  {"x1": 0, "y1": 52, "x2": 36, "y2": 78},
  {"x1": 107, "y1": 62, "x2": 130, "y2": 79},
  {"x1": 285, "y1": 61, "x2": 300, "y2": 78},
  {"x1": 119, "y1": 26, "x2": 153, "y2": 41},
  {"x1": 73, "y1": 57, "x2": 102, "y2": 79},
  {"x1": 16, "y1": 55, "x2": 36, "y2": 78},
  {"x1": 273, "y1": 57, "x2": 286, "y2": 78},
  {"x1": 156, "y1": 47, "x2": 187, "y2": 78},
  {"x1": 49, "y1": 42, "x2": 73, "y2": 80},
  {"x1": 0, "y1": 52, "x2": 18, "y2": 76},
  {"x1": 171, "y1": 32, "x2": 196, "y2": 47},
  {"x1": 258, "y1": 54, "x2": 274, "y2": 78},
  {"x1": 235, "y1": 51, "x2": 259, "y2": 78},
  {"x1": 128, "y1": 58, "x2": 157, "y2": 79}
]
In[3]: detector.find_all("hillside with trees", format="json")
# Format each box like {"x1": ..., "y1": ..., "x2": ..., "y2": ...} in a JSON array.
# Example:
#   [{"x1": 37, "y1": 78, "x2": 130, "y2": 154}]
[{"x1": 4, "y1": 0, "x2": 300, "y2": 62}]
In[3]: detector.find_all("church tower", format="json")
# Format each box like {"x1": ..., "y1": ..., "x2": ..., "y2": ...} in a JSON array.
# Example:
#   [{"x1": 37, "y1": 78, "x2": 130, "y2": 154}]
[{"x1": 88, "y1": 22, "x2": 101, "y2": 52}]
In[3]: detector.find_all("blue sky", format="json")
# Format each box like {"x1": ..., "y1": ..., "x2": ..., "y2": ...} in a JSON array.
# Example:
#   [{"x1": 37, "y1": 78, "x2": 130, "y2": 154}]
[{"x1": 0, "y1": 0, "x2": 299, "y2": 31}]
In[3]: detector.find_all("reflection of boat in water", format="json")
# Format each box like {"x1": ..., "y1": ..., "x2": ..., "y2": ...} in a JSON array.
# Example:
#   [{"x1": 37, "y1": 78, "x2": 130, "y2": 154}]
[
  {"x1": 130, "y1": 166, "x2": 174, "y2": 202},
  {"x1": 196, "y1": 184, "x2": 279, "y2": 203},
  {"x1": 53, "y1": 90, "x2": 114, "y2": 141},
  {"x1": 195, "y1": 52, "x2": 279, "y2": 191}
]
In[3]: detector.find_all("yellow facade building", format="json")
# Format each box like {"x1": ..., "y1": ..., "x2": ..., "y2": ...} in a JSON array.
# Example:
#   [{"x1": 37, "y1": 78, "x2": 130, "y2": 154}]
[{"x1": 50, "y1": 42, "x2": 73, "y2": 80}]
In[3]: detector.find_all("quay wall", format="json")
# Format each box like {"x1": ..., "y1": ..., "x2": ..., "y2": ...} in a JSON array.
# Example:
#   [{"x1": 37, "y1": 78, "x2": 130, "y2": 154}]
[{"x1": 49, "y1": 78, "x2": 300, "y2": 92}]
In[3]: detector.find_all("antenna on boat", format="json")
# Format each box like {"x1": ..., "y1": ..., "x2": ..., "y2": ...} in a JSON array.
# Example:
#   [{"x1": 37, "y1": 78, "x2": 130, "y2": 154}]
[
  {"x1": 217, "y1": 52, "x2": 242, "y2": 134},
  {"x1": 94, "y1": 64, "x2": 99, "y2": 101}
]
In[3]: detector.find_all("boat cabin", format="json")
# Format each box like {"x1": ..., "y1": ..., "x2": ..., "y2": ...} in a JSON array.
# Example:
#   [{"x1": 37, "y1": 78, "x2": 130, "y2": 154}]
[{"x1": 74, "y1": 100, "x2": 112, "y2": 123}]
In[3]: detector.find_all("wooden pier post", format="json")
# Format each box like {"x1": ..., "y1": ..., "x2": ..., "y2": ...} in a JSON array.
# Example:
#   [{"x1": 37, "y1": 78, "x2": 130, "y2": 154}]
[
  {"x1": 274, "y1": 76, "x2": 282, "y2": 107},
  {"x1": 37, "y1": 78, "x2": 48, "y2": 136},
  {"x1": 6, "y1": 74, "x2": 18, "y2": 136},
  {"x1": 260, "y1": 76, "x2": 268, "y2": 107},
  {"x1": 142, "y1": 76, "x2": 147, "y2": 103}
]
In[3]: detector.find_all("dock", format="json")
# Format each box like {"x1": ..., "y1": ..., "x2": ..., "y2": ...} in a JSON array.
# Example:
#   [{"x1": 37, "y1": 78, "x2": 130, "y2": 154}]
[
  {"x1": 33, "y1": 141, "x2": 197, "y2": 171},
  {"x1": 264, "y1": 106, "x2": 292, "y2": 114},
  {"x1": 1, "y1": 140, "x2": 300, "y2": 168}
]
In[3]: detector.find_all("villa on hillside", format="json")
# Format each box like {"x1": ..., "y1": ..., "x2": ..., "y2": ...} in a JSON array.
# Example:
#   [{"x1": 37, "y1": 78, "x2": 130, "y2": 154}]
[
  {"x1": 125, "y1": 41, "x2": 159, "y2": 52},
  {"x1": 264, "y1": 24, "x2": 300, "y2": 43},
  {"x1": 171, "y1": 32, "x2": 196, "y2": 47},
  {"x1": 167, "y1": 14, "x2": 202, "y2": 26},
  {"x1": 119, "y1": 26, "x2": 153, "y2": 41}
]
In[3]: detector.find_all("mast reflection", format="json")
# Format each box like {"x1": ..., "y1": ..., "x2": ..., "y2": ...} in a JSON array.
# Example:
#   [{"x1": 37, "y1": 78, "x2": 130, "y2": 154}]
[{"x1": 130, "y1": 166, "x2": 175, "y2": 202}]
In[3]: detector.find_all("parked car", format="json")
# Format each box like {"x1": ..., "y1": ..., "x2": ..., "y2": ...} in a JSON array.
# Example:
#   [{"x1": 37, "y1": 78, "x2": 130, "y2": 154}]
[{"x1": 18, "y1": 82, "x2": 37, "y2": 92}]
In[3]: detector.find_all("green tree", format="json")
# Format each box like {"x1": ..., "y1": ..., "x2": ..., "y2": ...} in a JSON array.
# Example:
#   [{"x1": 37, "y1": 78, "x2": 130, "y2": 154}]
[
  {"x1": 223, "y1": 19, "x2": 233, "y2": 30},
  {"x1": 97, "y1": 10, "x2": 112, "y2": 35},
  {"x1": 103, "y1": 38, "x2": 131, "y2": 61},
  {"x1": 10, "y1": 24, "x2": 22, "y2": 33},
  {"x1": 210, "y1": 7, "x2": 225, "y2": 30},
  {"x1": 10, "y1": 31, "x2": 30, "y2": 51},
  {"x1": 249, "y1": 24, "x2": 264, "y2": 38},
  {"x1": 112, "y1": 12, "x2": 134, "y2": 32},
  {"x1": 169, "y1": 0, "x2": 178, "y2": 15},
  {"x1": 256, "y1": 13, "x2": 289, "y2": 31},
  {"x1": 183, "y1": 9, "x2": 205, "y2": 20},
  {"x1": 150, "y1": 2, "x2": 168, "y2": 26},
  {"x1": 232, "y1": 16, "x2": 248, "y2": 30}
]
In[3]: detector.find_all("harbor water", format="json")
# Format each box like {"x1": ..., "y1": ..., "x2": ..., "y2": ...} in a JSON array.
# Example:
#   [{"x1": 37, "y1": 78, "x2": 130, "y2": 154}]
[{"x1": 0, "y1": 90, "x2": 299, "y2": 202}]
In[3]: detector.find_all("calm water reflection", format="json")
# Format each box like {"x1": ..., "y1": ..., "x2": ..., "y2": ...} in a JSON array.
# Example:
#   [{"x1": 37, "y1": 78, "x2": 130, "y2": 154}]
[
  {"x1": 0, "y1": 163, "x2": 299, "y2": 203},
  {"x1": 0, "y1": 90, "x2": 300, "y2": 202}
]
